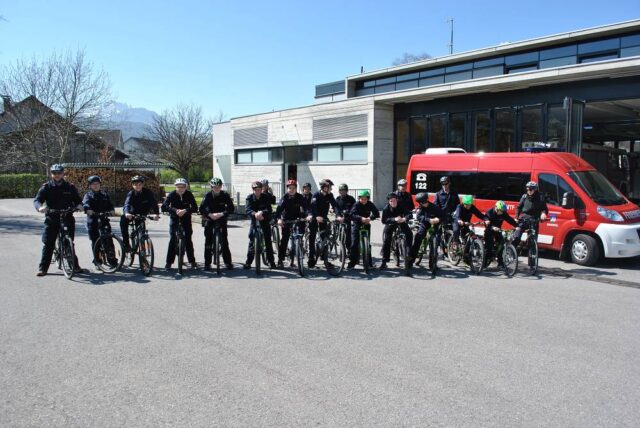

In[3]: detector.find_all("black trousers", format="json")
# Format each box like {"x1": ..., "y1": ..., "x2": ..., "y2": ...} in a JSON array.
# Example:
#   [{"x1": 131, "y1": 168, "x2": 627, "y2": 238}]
[
  {"x1": 166, "y1": 218, "x2": 195, "y2": 264},
  {"x1": 512, "y1": 218, "x2": 538, "y2": 246},
  {"x1": 246, "y1": 221, "x2": 275, "y2": 265},
  {"x1": 87, "y1": 218, "x2": 111, "y2": 248},
  {"x1": 39, "y1": 215, "x2": 78, "y2": 271},
  {"x1": 120, "y1": 215, "x2": 133, "y2": 248},
  {"x1": 484, "y1": 228, "x2": 505, "y2": 262},
  {"x1": 307, "y1": 220, "x2": 328, "y2": 259},
  {"x1": 204, "y1": 221, "x2": 232, "y2": 266},
  {"x1": 381, "y1": 223, "x2": 412, "y2": 261},
  {"x1": 410, "y1": 223, "x2": 441, "y2": 259},
  {"x1": 350, "y1": 223, "x2": 372, "y2": 264},
  {"x1": 278, "y1": 220, "x2": 305, "y2": 262}
]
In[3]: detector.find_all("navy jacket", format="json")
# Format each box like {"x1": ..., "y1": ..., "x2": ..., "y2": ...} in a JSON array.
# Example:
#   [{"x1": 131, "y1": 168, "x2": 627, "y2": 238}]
[
  {"x1": 199, "y1": 190, "x2": 235, "y2": 222},
  {"x1": 485, "y1": 208, "x2": 518, "y2": 229},
  {"x1": 310, "y1": 191, "x2": 337, "y2": 218},
  {"x1": 82, "y1": 190, "x2": 114, "y2": 216},
  {"x1": 452, "y1": 204, "x2": 485, "y2": 223},
  {"x1": 275, "y1": 192, "x2": 308, "y2": 220},
  {"x1": 415, "y1": 203, "x2": 444, "y2": 225},
  {"x1": 336, "y1": 194, "x2": 356, "y2": 218},
  {"x1": 123, "y1": 188, "x2": 159, "y2": 216},
  {"x1": 162, "y1": 190, "x2": 198, "y2": 222},
  {"x1": 382, "y1": 204, "x2": 412, "y2": 225},
  {"x1": 33, "y1": 180, "x2": 82, "y2": 212},
  {"x1": 246, "y1": 193, "x2": 273, "y2": 225},
  {"x1": 394, "y1": 190, "x2": 415, "y2": 213},
  {"x1": 434, "y1": 189, "x2": 460, "y2": 217},
  {"x1": 516, "y1": 191, "x2": 549, "y2": 220},
  {"x1": 349, "y1": 201, "x2": 380, "y2": 224}
]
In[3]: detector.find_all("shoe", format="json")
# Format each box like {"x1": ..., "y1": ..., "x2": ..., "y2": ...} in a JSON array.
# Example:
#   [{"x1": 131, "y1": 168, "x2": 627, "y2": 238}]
[
  {"x1": 74, "y1": 266, "x2": 87, "y2": 274},
  {"x1": 36, "y1": 270, "x2": 47, "y2": 277},
  {"x1": 277, "y1": 260, "x2": 285, "y2": 269},
  {"x1": 165, "y1": 264, "x2": 172, "y2": 270},
  {"x1": 269, "y1": 261, "x2": 277, "y2": 269},
  {"x1": 308, "y1": 260, "x2": 316, "y2": 269},
  {"x1": 379, "y1": 262, "x2": 388, "y2": 269},
  {"x1": 347, "y1": 261, "x2": 356, "y2": 269},
  {"x1": 226, "y1": 263, "x2": 234, "y2": 270},
  {"x1": 190, "y1": 262, "x2": 198, "y2": 270},
  {"x1": 243, "y1": 263, "x2": 251, "y2": 269},
  {"x1": 204, "y1": 265, "x2": 212, "y2": 272}
]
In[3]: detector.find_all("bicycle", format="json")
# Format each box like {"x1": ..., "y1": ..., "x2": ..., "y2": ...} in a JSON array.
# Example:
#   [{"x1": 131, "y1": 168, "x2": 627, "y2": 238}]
[
  {"x1": 127, "y1": 214, "x2": 156, "y2": 276},
  {"x1": 251, "y1": 221, "x2": 270, "y2": 275},
  {"x1": 439, "y1": 217, "x2": 455, "y2": 260},
  {"x1": 447, "y1": 221, "x2": 485, "y2": 275},
  {"x1": 91, "y1": 212, "x2": 125, "y2": 273},
  {"x1": 313, "y1": 220, "x2": 346, "y2": 276},
  {"x1": 389, "y1": 225, "x2": 409, "y2": 268},
  {"x1": 355, "y1": 216, "x2": 376, "y2": 275},
  {"x1": 410, "y1": 219, "x2": 441, "y2": 277},
  {"x1": 49, "y1": 208, "x2": 78, "y2": 279},
  {"x1": 169, "y1": 214, "x2": 191, "y2": 275},
  {"x1": 516, "y1": 218, "x2": 546, "y2": 275},
  {"x1": 204, "y1": 218, "x2": 224, "y2": 275},
  {"x1": 282, "y1": 219, "x2": 307, "y2": 277},
  {"x1": 486, "y1": 227, "x2": 519, "y2": 278}
]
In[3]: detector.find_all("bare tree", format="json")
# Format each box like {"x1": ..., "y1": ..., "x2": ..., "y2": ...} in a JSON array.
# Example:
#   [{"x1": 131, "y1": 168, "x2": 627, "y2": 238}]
[
  {"x1": 392, "y1": 52, "x2": 432, "y2": 66},
  {"x1": 0, "y1": 49, "x2": 112, "y2": 172},
  {"x1": 212, "y1": 109, "x2": 227, "y2": 124},
  {"x1": 146, "y1": 104, "x2": 212, "y2": 179}
]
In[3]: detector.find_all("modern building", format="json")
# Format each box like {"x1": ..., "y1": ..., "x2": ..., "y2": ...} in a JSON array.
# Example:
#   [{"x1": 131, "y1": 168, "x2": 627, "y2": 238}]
[{"x1": 213, "y1": 20, "x2": 640, "y2": 206}]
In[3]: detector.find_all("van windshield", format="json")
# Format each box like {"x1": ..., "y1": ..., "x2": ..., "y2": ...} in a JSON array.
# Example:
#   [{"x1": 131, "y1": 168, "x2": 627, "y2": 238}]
[{"x1": 568, "y1": 171, "x2": 627, "y2": 206}]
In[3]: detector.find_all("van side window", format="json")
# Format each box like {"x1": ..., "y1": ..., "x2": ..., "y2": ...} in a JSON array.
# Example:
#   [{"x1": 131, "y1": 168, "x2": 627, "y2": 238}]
[
  {"x1": 539, "y1": 173, "x2": 582, "y2": 208},
  {"x1": 418, "y1": 171, "x2": 530, "y2": 201}
]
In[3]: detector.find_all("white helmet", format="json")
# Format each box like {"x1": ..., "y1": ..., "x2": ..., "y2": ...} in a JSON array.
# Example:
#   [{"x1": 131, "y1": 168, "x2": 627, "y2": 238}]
[{"x1": 175, "y1": 178, "x2": 188, "y2": 186}]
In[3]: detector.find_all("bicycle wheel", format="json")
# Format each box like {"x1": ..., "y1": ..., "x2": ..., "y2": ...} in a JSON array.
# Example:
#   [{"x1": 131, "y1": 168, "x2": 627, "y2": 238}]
[
  {"x1": 128, "y1": 236, "x2": 136, "y2": 267},
  {"x1": 326, "y1": 239, "x2": 345, "y2": 276},
  {"x1": 295, "y1": 238, "x2": 305, "y2": 277},
  {"x1": 139, "y1": 235, "x2": 154, "y2": 276},
  {"x1": 441, "y1": 229, "x2": 453, "y2": 257},
  {"x1": 447, "y1": 238, "x2": 462, "y2": 266},
  {"x1": 502, "y1": 244, "x2": 518, "y2": 278},
  {"x1": 214, "y1": 228, "x2": 221, "y2": 275},
  {"x1": 254, "y1": 230, "x2": 262, "y2": 275},
  {"x1": 469, "y1": 238, "x2": 485, "y2": 275},
  {"x1": 271, "y1": 225, "x2": 280, "y2": 260},
  {"x1": 177, "y1": 236, "x2": 185, "y2": 275},
  {"x1": 93, "y1": 235, "x2": 124, "y2": 273},
  {"x1": 362, "y1": 235, "x2": 370, "y2": 274},
  {"x1": 527, "y1": 237, "x2": 539, "y2": 275},
  {"x1": 60, "y1": 236, "x2": 75, "y2": 279},
  {"x1": 395, "y1": 235, "x2": 406, "y2": 267},
  {"x1": 428, "y1": 236, "x2": 438, "y2": 276}
]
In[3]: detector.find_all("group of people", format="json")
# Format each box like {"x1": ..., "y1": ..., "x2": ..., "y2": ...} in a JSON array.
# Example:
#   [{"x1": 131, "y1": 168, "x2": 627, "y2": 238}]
[{"x1": 32, "y1": 164, "x2": 548, "y2": 277}]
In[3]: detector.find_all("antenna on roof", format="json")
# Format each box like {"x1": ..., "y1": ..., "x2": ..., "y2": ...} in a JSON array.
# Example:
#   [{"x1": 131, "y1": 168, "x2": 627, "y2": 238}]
[
  {"x1": 360, "y1": 66, "x2": 364, "y2": 73},
  {"x1": 447, "y1": 18, "x2": 454, "y2": 55}
]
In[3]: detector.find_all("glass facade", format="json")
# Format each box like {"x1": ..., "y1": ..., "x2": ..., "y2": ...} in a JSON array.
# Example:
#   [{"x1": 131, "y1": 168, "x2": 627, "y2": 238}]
[
  {"x1": 354, "y1": 31, "x2": 640, "y2": 97},
  {"x1": 238, "y1": 142, "x2": 367, "y2": 165}
]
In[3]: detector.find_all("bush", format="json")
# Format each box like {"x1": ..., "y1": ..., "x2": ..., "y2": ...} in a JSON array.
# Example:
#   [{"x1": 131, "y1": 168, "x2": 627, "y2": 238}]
[
  {"x1": 0, "y1": 174, "x2": 47, "y2": 198},
  {"x1": 159, "y1": 169, "x2": 181, "y2": 184},
  {"x1": 160, "y1": 165, "x2": 212, "y2": 184}
]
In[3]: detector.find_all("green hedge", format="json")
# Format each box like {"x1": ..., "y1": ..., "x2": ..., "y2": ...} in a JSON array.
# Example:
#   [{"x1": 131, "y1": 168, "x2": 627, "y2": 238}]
[{"x1": 0, "y1": 174, "x2": 46, "y2": 198}]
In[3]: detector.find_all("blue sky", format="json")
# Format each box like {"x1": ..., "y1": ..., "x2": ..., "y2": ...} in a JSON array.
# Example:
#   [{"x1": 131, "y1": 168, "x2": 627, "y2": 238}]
[{"x1": 1, "y1": 0, "x2": 638, "y2": 119}]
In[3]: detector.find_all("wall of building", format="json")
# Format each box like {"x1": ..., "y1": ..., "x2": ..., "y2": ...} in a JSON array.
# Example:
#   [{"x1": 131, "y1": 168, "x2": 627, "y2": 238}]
[{"x1": 212, "y1": 121, "x2": 233, "y2": 187}]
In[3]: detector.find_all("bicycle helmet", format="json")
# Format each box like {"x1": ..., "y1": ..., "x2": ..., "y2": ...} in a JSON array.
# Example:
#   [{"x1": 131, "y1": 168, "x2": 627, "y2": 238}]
[
  {"x1": 87, "y1": 175, "x2": 101, "y2": 184},
  {"x1": 461, "y1": 195, "x2": 473, "y2": 205},
  {"x1": 302, "y1": 182, "x2": 311, "y2": 189},
  {"x1": 358, "y1": 190, "x2": 370, "y2": 198},
  {"x1": 440, "y1": 176, "x2": 450, "y2": 184},
  {"x1": 415, "y1": 192, "x2": 429, "y2": 204},
  {"x1": 526, "y1": 181, "x2": 538, "y2": 190},
  {"x1": 319, "y1": 178, "x2": 334, "y2": 188},
  {"x1": 251, "y1": 180, "x2": 263, "y2": 189},
  {"x1": 131, "y1": 175, "x2": 145, "y2": 183},
  {"x1": 397, "y1": 179, "x2": 407, "y2": 186},
  {"x1": 50, "y1": 164, "x2": 64, "y2": 173},
  {"x1": 261, "y1": 178, "x2": 269, "y2": 186},
  {"x1": 209, "y1": 177, "x2": 223, "y2": 187},
  {"x1": 337, "y1": 183, "x2": 347, "y2": 191},
  {"x1": 175, "y1": 178, "x2": 188, "y2": 186},
  {"x1": 387, "y1": 192, "x2": 398, "y2": 200},
  {"x1": 495, "y1": 200, "x2": 507, "y2": 212},
  {"x1": 286, "y1": 179, "x2": 297, "y2": 187}
]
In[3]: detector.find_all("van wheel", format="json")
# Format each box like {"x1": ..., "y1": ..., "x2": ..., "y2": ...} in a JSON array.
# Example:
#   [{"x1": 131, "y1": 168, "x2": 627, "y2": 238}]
[{"x1": 570, "y1": 234, "x2": 600, "y2": 266}]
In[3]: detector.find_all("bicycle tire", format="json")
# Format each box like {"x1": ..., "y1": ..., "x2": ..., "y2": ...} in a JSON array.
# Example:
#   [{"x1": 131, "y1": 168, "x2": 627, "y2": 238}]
[
  {"x1": 527, "y1": 237, "x2": 539, "y2": 275},
  {"x1": 139, "y1": 235, "x2": 154, "y2": 276},
  {"x1": 214, "y1": 228, "x2": 221, "y2": 275},
  {"x1": 447, "y1": 238, "x2": 462, "y2": 266},
  {"x1": 61, "y1": 236, "x2": 75, "y2": 279},
  {"x1": 396, "y1": 235, "x2": 406, "y2": 267},
  {"x1": 271, "y1": 225, "x2": 280, "y2": 260},
  {"x1": 502, "y1": 244, "x2": 518, "y2": 278},
  {"x1": 326, "y1": 239, "x2": 345, "y2": 276},
  {"x1": 128, "y1": 235, "x2": 137, "y2": 267},
  {"x1": 296, "y1": 238, "x2": 305, "y2": 277},
  {"x1": 254, "y1": 229, "x2": 262, "y2": 275},
  {"x1": 469, "y1": 238, "x2": 485, "y2": 275},
  {"x1": 441, "y1": 229, "x2": 453, "y2": 258},
  {"x1": 362, "y1": 235, "x2": 370, "y2": 274},
  {"x1": 177, "y1": 236, "x2": 185, "y2": 275},
  {"x1": 93, "y1": 235, "x2": 124, "y2": 273},
  {"x1": 428, "y1": 235, "x2": 438, "y2": 276}
]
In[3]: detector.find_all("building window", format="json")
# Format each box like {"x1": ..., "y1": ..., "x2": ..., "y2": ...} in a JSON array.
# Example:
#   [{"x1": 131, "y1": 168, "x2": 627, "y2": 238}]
[
  {"x1": 449, "y1": 113, "x2": 466, "y2": 149},
  {"x1": 411, "y1": 118, "x2": 427, "y2": 155},
  {"x1": 495, "y1": 109, "x2": 515, "y2": 152},
  {"x1": 317, "y1": 145, "x2": 341, "y2": 162},
  {"x1": 473, "y1": 111, "x2": 490, "y2": 152},
  {"x1": 342, "y1": 144, "x2": 367, "y2": 161},
  {"x1": 235, "y1": 148, "x2": 282, "y2": 164},
  {"x1": 395, "y1": 120, "x2": 410, "y2": 165},
  {"x1": 429, "y1": 116, "x2": 446, "y2": 148},
  {"x1": 237, "y1": 151, "x2": 252, "y2": 163},
  {"x1": 547, "y1": 105, "x2": 567, "y2": 149},
  {"x1": 521, "y1": 106, "x2": 543, "y2": 146},
  {"x1": 539, "y1": 56, "x2": 576, "y2": 69}
]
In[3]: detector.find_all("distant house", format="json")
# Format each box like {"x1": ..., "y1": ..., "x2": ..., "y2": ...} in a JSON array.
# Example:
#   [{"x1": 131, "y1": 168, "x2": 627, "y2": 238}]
[
  {"x1": 0, "y1": 95, "x2": 128, "y2": 173},
  {"x1": 122, "y1": 137, "x2": 161, "y2": 163}
]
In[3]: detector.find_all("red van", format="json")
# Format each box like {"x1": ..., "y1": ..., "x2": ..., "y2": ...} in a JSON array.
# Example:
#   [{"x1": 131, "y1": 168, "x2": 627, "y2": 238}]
[{"x1": 406, "y1": 152, "x2": 640, "y2": 266}]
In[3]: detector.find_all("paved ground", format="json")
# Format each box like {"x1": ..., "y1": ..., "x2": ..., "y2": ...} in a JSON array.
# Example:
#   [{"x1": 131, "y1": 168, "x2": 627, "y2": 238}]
[{"x1": 1, "y1": 199, "x2": 639, "y2": 426}]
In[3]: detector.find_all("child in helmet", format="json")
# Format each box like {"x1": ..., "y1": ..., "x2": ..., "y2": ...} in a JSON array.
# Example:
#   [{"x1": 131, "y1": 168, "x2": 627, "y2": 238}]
[
  {"x1": 380, "y1": 192, "x2": 412, "y2": 270},
  {"x1": 274, "y1": 179, "x2": 309, "y2": 268},
  {"x1": 347, "y1": 190, "x2": 380, "y2": 269},
  {"x1": 484, "y1": 200, "x2": 518, "y2": 266},
  {"x1": 408, "y1": 192, "x2": 444, "y2": 268},
  {"x1": 162, "y1": 178, "x2": 199, "y2": 271},
  {"x1": 452, "y1": 195, "x2": 484, "y2": 241},
  {"x1": 199, "y1": 177, "x2": 235, "y2": 270},
  {"x1": 335, "y1": 183, "x2": 356, "y2": 252},
  {"x1": 82, "y1": 175, "x2": 117, "y2": 268}
]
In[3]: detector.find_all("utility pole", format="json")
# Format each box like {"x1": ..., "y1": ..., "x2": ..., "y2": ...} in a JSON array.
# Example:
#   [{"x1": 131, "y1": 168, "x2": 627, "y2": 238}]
[{"x1": 447, "y1": 18, "x2": 454, "y2": 55}]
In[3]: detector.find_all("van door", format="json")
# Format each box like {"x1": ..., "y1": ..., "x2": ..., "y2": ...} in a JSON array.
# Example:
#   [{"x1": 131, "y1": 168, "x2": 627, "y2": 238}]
[{"x1": 537, "y1": 173, "x2": 582, "y2": 250}]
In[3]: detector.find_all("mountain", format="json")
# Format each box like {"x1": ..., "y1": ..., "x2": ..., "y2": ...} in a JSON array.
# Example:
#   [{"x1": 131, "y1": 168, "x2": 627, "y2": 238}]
[{"x1": 104, "y1": 102, "x2": 159, "y2": 140}]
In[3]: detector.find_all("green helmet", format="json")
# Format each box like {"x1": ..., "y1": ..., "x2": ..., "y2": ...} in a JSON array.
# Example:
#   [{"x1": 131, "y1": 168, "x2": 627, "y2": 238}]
[
  {"x1": 495, "y1": 200, "x2": 507, "y2": 211},
  {"x1": 462, "y1": 195, "x2": 473, "y2": 205},
  {"x1": 358, "y1": 189, "x2": 370, "y2": 198}
]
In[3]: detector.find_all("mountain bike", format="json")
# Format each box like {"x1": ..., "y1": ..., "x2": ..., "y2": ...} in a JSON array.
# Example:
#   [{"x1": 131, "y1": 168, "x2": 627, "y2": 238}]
[
  {"x1": 283, "y1": 219, "x2": 307, "y2": 277},
  {"x1": 169, "y1": 214, "x2": 190, "y2": 275},
  {"x1": 313, "y1": 220, "x2": 346, "y2": 276},
  {"x1": 49, "y1": 208, "x2": 78, "y2": 279},
  {"x1": 516, "y1": 218, "x2": 546, "y2": 275},
  {"x1": 251, "y1": 222, "x2": 269, "y2": 275},
  {"x1": 410, "y1": 219, "x2": 441, "y2": 277},
  {"x1": 356, "y1": 217, "x2": 376, "y2": 274},
  {"x1": 389, "y1": 225, "x2": 409, "y2": 268},
  {"x1": 447, "y1": 221, "x2": 485, "y2": 275},
  {"x1": 204, "y1": 218, "x2": 224, "y2": 275},
  {"x1": 127, "y1": 214, "x2": 156, "y2": 276},
  {"x1": 270, "y1": 220, "x2": 281, "y2": 261},
  {"x1": 92, "y1": 212, "x2": 125, "y2": 273}
]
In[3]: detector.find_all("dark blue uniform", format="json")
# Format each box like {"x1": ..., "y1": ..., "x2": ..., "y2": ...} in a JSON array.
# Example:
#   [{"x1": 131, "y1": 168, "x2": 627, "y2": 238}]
[
  {"x1": 162, "y1": 190, "x2": 198, "y2": 265},
  {"x1": 274, "y1": 192, "x2": 309, "y2": 263},
  {"x1": 394, "y1": 190, "x2": 415, "y2": 213},
  {"x1": 409, "y1": 203, "x2": 444, "y2": 259},
  {"x1": 33, "y1": 180, "x2": 82, "y2": 272},
  {"x1": 82, "y1": 190, "x2": 115, "y2": 249},
  {"x1": 349, "y1": 201, "x2": 380, "y2": 265},
  {"x1": 245, "y1": 192, "x2": 275, "y2": 266},
  {"x1": 452, "y1": 204, "x2": 485, "y2": 240},
  {"x1": 381, "y1": 203, "x2": 412, "y2": 263},
  {"x1": 513, "y1": 191, "x2": 549, "y2": 246},
  {"x1": 484, "y1": 207, "x2": 518, "y2": 261},
  {"x1": 308, "y1": 191, "x2": 337, "y2": 263},
  {"x1": 434, "y1": 189, "x2": 460, "y2": 222},
  {"x1": 336, "y1": 194, "x2": 356, "y2": 251},
  {"x1": 120, "y1": 188, "x2": 159, "y2": 250},
  {"x1": 199, "y1": 190, "x2": 235, "y2": 267}
]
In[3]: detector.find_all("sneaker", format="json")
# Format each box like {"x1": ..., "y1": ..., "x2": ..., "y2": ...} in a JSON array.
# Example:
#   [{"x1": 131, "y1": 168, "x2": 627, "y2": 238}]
[
  {"x1": 226, "y1": 263, "x2": 234, "y2": 270},
  {"x1": 243, "y1": 263, "x2": 251, "y2": 270},
  {"x1": 165, "y1": 264, "x2": 172, "y2": 270},
  {"x1": 190, "y1": 262, "x2": 198, "y2": 270},
  {"x1": 36, "y1": 270, "x2": 47, "y2": 277},
  {"x1": 347, "y1": 261, "x2": 356, "y2": 269},
  {"x1": 74, "y1": 266, "x2": 87, "y2": 274},
  {"x1": 269, "y1": 261, "x2": 277, "y2": 269},
  {"x1": 308, "y1": 260, "x2": 316, "y2": 269}
]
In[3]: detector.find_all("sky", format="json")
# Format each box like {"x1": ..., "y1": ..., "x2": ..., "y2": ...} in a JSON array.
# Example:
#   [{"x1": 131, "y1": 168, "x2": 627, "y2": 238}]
[{"x1": 1, "y1": 0, "x2": 639, "y2": 120}]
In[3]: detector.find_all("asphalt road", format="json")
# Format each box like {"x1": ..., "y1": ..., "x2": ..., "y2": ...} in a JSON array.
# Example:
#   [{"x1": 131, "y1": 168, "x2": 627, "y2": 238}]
[{"x1": 1, "y1": 199, "x2": 639, "y2": 426}]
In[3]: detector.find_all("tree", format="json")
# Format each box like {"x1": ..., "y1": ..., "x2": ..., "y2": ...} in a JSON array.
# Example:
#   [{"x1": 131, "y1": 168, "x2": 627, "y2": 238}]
[
  {"x1": 0, "y1": 49, "x2": 112, "y2": 172},
  {"x1": 146, "y1": 104, "x2": 212, "y2": 180},
  {"x1": 392, "y1": 52, "x2": 432, "y2": 66}
]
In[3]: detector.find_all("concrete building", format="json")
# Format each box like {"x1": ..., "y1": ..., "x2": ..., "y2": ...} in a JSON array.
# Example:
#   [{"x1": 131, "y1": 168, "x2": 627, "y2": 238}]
[{"x1": 213, "y1": 20, "x2": 640, "y2": 206}]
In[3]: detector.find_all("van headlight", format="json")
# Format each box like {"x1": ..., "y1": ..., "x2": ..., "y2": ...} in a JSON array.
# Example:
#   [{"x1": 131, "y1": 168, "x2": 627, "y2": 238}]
[{"x1": 597, "y1": 206, "x2": 624, "y2": 222}]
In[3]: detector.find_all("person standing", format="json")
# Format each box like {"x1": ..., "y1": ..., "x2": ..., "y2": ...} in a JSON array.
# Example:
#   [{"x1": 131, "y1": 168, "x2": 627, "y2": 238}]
[{"x1": 199, "y1": 177, "x2": 235, "y2": 271}]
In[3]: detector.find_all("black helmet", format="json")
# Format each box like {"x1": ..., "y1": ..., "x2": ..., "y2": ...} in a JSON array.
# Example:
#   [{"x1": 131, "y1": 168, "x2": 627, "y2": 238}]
[
  {"x1": 415, "y1": 192, "x2": 429, "y2": 203},
  {"x1": 339, "y1": 183, "x2": 348, "y2": 191},
  {"x1": 50, "y1": 164, "x2": 64, "y2": 173},
  {"x1": 131, "y1": 175, "x2": 145, "y2": 183},
  {"x1": 319, "y1": 178, "x2": 334, "y2": 188},
  {"x1": 251, "y1": 180, "x2": 263, "y2": 189},
  {"x1": 302, "y1": 182, "x2": 311, "y2": 189},
  {"x1": 88, "y1": 175, "x2": 101, "y2": 184},
  {"x1": 440, "y1": 176, "x2": 450, "y2": 184},
  {"x1": 387, "y1": 192, "x2": 398, "y2": 200}
]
